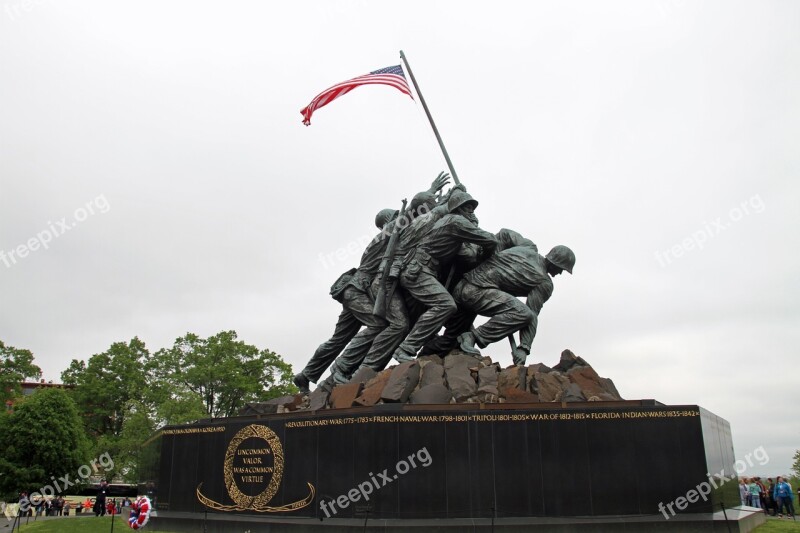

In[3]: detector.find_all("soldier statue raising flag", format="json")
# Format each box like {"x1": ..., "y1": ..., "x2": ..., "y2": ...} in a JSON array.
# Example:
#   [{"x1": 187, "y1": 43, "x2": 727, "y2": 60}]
[{"x1": 296, "y1": 51, "x2": 575, "y2": 390}]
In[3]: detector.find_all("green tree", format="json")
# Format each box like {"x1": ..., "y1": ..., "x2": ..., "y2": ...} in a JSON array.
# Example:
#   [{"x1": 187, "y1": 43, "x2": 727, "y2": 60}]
[
  {"x1": 0, "y1": 388, "x2": 91, "y2": 499},
  {"x1": 60, "y1": 338, "x2": 151, "y2": 480},
  {"x1": 151, "y1": 331, "x2": 295, "y2": 419},
  {"x1": 112, "y1": 401, "x2": 158, "y2": 483},
  {"x1": 153, "y1": 389, "x2": 207, "y2": 426},
  {"x1": 58, "y1": 332, "x2": 295, "y2": 483},
  {"x1": 61, "y1": 337, "x2": 150, "y2": 438},
  {"x1": 791, "y1": 449, "x2": 800, "y2": 478},
  {"x1": 0, "y1": 411, "x2": 15, "y2": 498},
  {"x1": 0, "y1": 340, "x2": 42, "y2": 403}
]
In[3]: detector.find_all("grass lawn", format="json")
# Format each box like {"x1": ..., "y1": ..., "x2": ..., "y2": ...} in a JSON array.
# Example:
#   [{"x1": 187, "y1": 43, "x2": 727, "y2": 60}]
[
  {"x1": 6, "y1": 507, "x2": 797, "y2": 532},
  {"x1": 10, "y1": 515, "x2": 179, "y2": 533},
  {"x1": 753, "y1": 516, "x2": 800, "y2": 532}
]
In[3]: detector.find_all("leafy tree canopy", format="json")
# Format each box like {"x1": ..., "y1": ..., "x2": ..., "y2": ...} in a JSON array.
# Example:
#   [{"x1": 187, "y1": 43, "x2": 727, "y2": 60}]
[
  {"x1": 0, "y1": 387, "x2": 91, "y2": 499},
  {"x1": 1, "y1": 340, "x2": 41, "y2": 403},
  {"x1": 151, "y1": 330, "x2": 295, "y2": 419},
  {"x1": 3, "y1": 332, "x2": 295, "y2": 487},
  {"x1": 61, "y1": 337, "x2": 150, "y2": 438}
]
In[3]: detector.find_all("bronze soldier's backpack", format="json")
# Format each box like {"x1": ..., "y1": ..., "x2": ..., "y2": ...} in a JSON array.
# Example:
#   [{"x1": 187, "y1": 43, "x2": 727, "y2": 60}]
[{"x1": 329, "y1": 268, "x2": 357, "y2": 302}]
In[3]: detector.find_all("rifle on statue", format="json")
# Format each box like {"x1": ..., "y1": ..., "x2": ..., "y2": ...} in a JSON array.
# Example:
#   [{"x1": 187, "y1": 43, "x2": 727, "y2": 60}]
[{"x1": 373, "y1": 198, "x2": 407, "y2": 320}]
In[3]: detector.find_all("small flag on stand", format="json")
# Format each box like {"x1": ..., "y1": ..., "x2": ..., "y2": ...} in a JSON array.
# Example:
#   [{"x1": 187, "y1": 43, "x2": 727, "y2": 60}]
[{"x1": 300, "y1": 65, "x2": 412, "y2": 126}]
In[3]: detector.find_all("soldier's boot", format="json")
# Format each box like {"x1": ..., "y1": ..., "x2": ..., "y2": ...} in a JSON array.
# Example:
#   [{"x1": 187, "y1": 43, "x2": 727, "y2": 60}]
[
  {"x1": 293, "y1": 372, "x2": 311, "y2": 394},
  {"x1": 417, "y1": 341, "x2": 437, "y2": 357},
  {"x1": 317, "y1": 374, "x2": 337, "y2": 393},
  {"x1": 457, "y1": 332, "x2": 482, "y2": 357},
  {"x1": 392, "y1": 346, "x2": 416, "y2": 363},
  {"x1": 331, "y1": 364, "x2": 350, "y2": 385},
  {"x1": 419, "y1": 335, "x2": 454, "y2": 356}
]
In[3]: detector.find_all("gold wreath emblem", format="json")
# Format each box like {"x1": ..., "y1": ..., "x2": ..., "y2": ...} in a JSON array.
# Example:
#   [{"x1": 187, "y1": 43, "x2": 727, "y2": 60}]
[{"x1": 196, "y1": 424, "x2": 315, "y2": 512}]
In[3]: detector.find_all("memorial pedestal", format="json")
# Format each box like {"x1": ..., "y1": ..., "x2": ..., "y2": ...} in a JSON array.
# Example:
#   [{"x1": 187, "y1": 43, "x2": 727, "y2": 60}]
[{"x1": 147, "y1": 400, "x2": 751, "y2": 532}]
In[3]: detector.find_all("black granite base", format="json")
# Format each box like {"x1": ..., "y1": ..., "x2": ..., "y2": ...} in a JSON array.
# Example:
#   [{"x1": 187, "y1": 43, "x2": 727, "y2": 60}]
[{"x1": 146, "y1": 400, "x2": 740, "y2": 524}]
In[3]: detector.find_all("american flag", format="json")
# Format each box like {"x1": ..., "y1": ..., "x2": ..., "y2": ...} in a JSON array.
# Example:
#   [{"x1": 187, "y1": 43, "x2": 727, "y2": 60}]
[{"x1": 301, "y1": 65, "x2": 412, "y2": 126}]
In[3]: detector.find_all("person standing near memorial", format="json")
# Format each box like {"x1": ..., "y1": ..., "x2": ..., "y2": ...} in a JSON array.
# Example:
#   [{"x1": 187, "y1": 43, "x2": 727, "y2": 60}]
[
  {"x1": 748, "y1": 478, "x2": 761, "y2": 509},
  {"x1": 756, "y1": 477, "x2": 767, "y2": 513},
  {"x1": 739, "y1": 478, "x2": 748, "y2": 507},
  {"x1": 766, "y1": 478, "x2": 776, "y2": 515},
  {"x1": 774, "y1": 476, "x2": 794, "y2": 518},
  {"x1": 95, "y1": 480, "x2": 108, "y2": 516},
  {"x1": 18, "y1": 492, "x2": 28, "y2": 517}
]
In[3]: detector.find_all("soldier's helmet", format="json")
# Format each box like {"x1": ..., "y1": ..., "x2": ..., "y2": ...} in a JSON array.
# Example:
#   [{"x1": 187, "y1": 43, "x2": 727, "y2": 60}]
[
  {"x1": 545, "y1": 245, "x2": 576, "y2": 274},
  {"x1": 375, "y1": 208, "x2": 399, "y2": 229},
  {"x1": 408, "y1": 191, "x2": 436, "y2": 215},
  {"x1": 447, "y1": 190, "x2": 479, "y2": 213}
]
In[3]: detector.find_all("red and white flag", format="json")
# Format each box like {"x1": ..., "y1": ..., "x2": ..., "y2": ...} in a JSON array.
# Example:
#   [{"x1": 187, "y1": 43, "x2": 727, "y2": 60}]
[{"x1": 301, "y1": 65, "x2": 412, "y2": 126}]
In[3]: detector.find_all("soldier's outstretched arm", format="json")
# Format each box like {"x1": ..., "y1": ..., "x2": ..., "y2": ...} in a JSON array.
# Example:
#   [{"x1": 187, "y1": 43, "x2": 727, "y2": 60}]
[
  {"x1": 450, "y1": 218, "x2": 499, "y2": 256},
  {"x1": 428, "y1": 171, "x2": 451, "y2": 194},
  {"x1": 405, "y1": 172, "x2": 451, "y2": 216}
]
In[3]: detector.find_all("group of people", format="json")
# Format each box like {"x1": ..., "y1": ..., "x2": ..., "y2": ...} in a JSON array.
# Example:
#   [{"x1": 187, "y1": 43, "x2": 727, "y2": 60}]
[
  {"x1": 15, "y1": 479, "x2": 140, "y2": 519},
  {"x1": 740, "y1": 476, "x2": 796, "y2": 518},
  {"x1": 15, "y1": 493, "x2": 70, "y2": 517},
  {"x1": 14, "y1": 493, "x2": 132, "y2": 518},
  {"x1": 293, "y1": 172, "x2": 575, "y2": 393}
]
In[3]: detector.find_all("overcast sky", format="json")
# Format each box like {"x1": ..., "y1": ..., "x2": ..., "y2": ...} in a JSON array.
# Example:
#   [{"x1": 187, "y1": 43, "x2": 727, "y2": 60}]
[{"x1": 1, "y1": 1, "x2": 798, "y2": 473}]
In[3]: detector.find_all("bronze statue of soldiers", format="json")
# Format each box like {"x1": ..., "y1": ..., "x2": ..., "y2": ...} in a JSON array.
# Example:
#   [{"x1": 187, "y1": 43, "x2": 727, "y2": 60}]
[
  {"x1": 324, "y1": 211, "x2": 412, "y2": 384},
  {"x1": 292, "y1": 215, "x2": 392, "y2": 394},
  {"x1": 391, "y1": 191, "x2": 498, "y2": 363},
  {"x1": 452, "y1": 245, "x2": 575, "y2": 365},
  {"x1": 419, "y1": 228, "x2": 537, "y2": 356},
  {"x1": 334, "y1": 177, "x2": 462, "y2": 378},
  {"x1": 293, "y1": 174, "x2": 450, "y2": 392}
]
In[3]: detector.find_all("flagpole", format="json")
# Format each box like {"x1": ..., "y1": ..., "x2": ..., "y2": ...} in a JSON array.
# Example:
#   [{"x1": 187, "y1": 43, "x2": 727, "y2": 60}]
[{"x1": 399, "y1": 50, "x2": 461, "y2": 186}]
